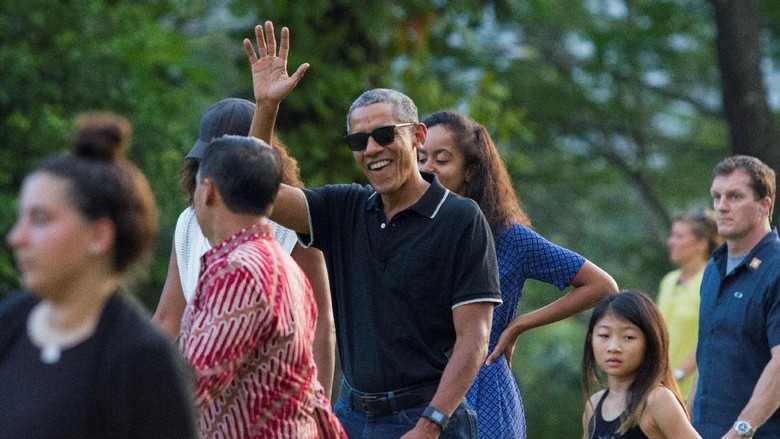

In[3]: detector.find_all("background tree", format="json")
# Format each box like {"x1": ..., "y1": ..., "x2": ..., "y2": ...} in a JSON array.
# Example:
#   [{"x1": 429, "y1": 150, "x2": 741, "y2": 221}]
[
  {"x1": 0, "y1": 0, "x2": 231, "y2": 299},
  {"x1": 709, "y1": 0, "x2": 780, "y2": 231}
]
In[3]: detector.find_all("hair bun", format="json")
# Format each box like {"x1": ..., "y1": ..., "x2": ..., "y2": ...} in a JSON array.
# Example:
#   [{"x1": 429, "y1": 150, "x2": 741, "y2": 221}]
[{"x1": 72, "y1": 112, "x2": 132, "y2": 161}]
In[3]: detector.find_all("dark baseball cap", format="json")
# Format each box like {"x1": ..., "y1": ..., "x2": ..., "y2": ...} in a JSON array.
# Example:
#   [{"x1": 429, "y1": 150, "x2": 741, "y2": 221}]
[{"x1": 185, "y1": 98, "x2": 256, "y2": 159}]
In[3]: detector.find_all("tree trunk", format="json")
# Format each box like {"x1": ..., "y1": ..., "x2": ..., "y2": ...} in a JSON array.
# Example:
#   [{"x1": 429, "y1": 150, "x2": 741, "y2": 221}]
[{"x1": 709, "y1": 0, "x2": 780, "y2": 229}]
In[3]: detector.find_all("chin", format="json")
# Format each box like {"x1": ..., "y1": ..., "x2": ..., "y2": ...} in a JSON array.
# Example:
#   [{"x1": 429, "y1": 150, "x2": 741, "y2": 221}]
[
  {"x1": 368, "y1": 180, "x2": 397, "y2": 195},
  {"x1": 718, "y1": 230, "x2": 736, "y2": 240}
]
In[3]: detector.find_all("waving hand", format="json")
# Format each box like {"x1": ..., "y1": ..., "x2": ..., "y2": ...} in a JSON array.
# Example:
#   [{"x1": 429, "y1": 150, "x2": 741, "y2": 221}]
[{"x1": 242, "y1": 21, "x2": 309, "y2": 105}]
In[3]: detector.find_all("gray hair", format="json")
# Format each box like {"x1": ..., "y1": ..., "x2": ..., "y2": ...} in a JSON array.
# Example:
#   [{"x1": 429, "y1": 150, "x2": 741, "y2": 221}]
[{"x1": 346, "y1": 88, "x2": 418, "y2": 132}]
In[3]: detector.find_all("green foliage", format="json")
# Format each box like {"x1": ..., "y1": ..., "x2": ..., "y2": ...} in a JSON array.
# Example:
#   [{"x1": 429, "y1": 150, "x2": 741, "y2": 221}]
[{"x1": 0, "y1": 0, "x2": 229, "y2": 305}]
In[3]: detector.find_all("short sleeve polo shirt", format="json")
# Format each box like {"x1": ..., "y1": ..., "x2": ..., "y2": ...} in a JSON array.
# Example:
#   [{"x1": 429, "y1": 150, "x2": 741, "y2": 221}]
[
  {"x1": 694, "y1": 228, "x2": 780, "y2": 437},
  {"x1": 300, "y1": 172, "x2": 502, "y2": 392}
]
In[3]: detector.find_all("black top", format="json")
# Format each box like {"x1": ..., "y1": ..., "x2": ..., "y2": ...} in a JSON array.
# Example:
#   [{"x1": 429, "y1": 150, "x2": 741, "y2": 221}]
[
  {"x1": 589, "y1": 390, "x2": 649, "y2": 439},
  {"x1": 0, "y1": 291, "x2": 197, "y2": 439},
  {"x1": 301, "y1": 172, "x2": 502, "y2": 392}
]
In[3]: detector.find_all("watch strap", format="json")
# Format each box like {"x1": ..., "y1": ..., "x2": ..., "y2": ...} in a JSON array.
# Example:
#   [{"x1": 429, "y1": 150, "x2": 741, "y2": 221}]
[{"x1": 422, "y1": 405, "x2": 449, "y2": 431}]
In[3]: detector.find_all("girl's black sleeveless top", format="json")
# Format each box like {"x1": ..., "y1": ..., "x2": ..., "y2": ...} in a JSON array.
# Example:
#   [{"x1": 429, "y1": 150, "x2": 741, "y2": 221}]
[{"x1": 588, "y1": 390, "x2": 650, "y2": 439}]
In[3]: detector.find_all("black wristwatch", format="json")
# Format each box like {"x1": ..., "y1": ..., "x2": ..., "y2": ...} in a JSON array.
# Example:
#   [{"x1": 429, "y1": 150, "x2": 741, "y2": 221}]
[
  {"x1": 733, "y1": 420, "x2": 755, "y2": 437},
  {"x1": 422, "y1": 405, "x2": 450, "y2": 431}
]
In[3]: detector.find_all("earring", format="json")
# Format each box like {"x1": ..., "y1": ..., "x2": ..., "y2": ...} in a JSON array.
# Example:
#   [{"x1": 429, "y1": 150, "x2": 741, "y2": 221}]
[{"x1": 89, "y1": 245, "x2": 101, "y2": 256}]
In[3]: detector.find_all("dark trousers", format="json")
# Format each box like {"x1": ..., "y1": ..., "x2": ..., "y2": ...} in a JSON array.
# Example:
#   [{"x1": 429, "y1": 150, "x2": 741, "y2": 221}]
[{"x1": 334, "y1": 379, "x2": 478, "y2": 438}]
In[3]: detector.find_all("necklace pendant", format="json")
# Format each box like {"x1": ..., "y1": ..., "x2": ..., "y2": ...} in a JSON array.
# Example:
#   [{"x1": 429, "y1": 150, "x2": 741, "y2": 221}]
[{"x1": 40, "y1": 344, "x2": 61, "y2": 364}]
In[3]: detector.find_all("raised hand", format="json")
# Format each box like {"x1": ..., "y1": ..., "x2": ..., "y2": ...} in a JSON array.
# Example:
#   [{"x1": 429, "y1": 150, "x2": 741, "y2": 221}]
[{"x1": 243, "y1": 21, "x2": 309, "y2": 105}]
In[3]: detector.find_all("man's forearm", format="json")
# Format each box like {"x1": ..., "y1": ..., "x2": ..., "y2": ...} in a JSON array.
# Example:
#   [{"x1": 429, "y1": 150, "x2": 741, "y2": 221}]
[
  {"x1": 427, "y1": 302, "x2": 493, "y2": 416},
  {"x1": 735, "y1": 353, "x2": 780, "y2": 431},
  {"x1": 428, "y1": 337, "x2": 486, "y2": 416}
]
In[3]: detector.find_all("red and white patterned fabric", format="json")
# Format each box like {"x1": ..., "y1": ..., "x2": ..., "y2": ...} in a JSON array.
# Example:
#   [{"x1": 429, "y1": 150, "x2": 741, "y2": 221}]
[{"x1": 180, "y1": 223, "x2": 345, "y2": 439}]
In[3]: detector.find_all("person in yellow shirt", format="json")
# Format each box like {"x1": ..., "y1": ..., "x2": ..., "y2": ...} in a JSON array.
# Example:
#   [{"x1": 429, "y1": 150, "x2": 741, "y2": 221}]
[{"x1": 657, "y1": 209, "x2": 721, "y2": 399}]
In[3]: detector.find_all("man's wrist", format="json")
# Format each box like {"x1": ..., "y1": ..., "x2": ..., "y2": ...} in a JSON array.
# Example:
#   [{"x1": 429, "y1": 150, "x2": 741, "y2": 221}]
[
  {"x1": 733, "y1": 420, "x2": 755, "y2": 437},
  {"x1": 417, "y1": 416, "x2": 444, "y2": 436},
  {"x1": 421, "y1": 405, "x2": 449, "y2": 431}
]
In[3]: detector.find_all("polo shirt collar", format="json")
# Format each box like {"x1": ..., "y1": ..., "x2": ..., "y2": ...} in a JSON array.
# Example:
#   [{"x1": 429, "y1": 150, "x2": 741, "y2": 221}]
[
  {"x1": 743, "y1": 227, "x2": 780, "y2": 272},
  {"x1": 365, "y1": 172, "x2": 451, "y2": 219},
  {"x1": 714, "y1": 227, "x2": 779, "y2": 274}
]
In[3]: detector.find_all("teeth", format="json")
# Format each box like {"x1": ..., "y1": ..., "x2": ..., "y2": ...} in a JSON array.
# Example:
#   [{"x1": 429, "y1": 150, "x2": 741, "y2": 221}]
[{"x1": 369, "y1": 160, "x2": 390, "y2": 170}]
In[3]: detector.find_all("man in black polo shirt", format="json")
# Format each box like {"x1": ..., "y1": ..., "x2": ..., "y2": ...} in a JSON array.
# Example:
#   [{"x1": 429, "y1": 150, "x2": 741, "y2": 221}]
[{"x1": 243, "y1": 22, "x2": 502, "y2": 438}]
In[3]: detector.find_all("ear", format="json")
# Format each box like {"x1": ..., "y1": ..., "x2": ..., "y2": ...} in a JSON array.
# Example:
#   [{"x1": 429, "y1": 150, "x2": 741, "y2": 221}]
[
  {"x1": 760, "y1": 196, "x2": 772, "y2": 218},
  {"x1": 87, "y1": 217, "x2": 116, "y2": 257},
  {"x1": 202, "y1": 178, "x2": 220, "y2": 207},
  {"x1": 412, "y1": 122, "x2": 428, "y2": 150}
]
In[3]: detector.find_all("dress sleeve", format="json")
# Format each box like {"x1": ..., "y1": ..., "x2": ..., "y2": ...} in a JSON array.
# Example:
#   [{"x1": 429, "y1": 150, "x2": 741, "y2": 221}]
[{"x1": 510, "y1": 225, "x2": 585, "y2": 290}]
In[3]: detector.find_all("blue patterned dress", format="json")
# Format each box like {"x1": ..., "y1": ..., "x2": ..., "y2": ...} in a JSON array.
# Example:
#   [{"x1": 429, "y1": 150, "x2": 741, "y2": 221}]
[{"x1": 466, "y1": 223, "x2": 585, "y2": 438}]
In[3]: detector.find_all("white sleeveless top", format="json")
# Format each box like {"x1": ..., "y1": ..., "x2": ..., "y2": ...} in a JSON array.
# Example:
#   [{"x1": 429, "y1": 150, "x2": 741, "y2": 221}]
[{"x1": 173, "y1": 206, "x2": 298, "y2": 302}]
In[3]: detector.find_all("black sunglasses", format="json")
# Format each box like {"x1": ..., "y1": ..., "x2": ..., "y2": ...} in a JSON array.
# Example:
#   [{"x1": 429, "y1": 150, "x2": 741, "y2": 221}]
[{"x1": 343, "y1": 123, "x2": 416, "y2": 152}]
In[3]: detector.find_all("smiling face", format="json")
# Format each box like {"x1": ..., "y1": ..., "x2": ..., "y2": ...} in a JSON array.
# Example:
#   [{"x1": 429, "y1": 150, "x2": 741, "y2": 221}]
[
  {"x1": 710, "y1": 169, "x2": 770, "y2": 243},
  {"x1": 6, "y1": 173, "x2": 101, "y2": 299},
  {"x1": 418, "y1": 125, "x2": 469, "y2": 195},
  {"x1": 591, "y1": 312, "x2": 647, "y2": 381},
  {"x1": 349, "y1": 102, "x2": 422, "y2": 197}
]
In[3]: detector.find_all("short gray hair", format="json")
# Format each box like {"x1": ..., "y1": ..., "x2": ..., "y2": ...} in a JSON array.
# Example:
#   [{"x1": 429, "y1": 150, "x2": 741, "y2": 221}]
[{"x1": 346, "y1": 88, "x2": 418, "y2": 132}]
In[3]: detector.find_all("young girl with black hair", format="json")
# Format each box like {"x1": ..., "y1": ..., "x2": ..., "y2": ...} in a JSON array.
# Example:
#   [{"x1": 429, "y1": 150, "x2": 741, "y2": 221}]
[{"x1": 582, "y1": 291, "x2": 701, "y2": 438}]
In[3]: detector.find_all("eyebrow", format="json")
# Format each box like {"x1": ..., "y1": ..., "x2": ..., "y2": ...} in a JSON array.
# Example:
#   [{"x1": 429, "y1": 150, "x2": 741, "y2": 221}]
[
  {"x1": 595, "y1": 324, "x2": 640, "y2": 331},
  {"x1": 711, "y1": 188, "x2": 747, "y2": 196}
]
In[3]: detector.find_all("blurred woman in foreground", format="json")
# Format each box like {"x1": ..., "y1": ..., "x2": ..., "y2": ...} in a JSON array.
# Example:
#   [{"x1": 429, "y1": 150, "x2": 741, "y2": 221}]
[{"x1": 0, "y1": 112, "x2": 196, "y2": 438}]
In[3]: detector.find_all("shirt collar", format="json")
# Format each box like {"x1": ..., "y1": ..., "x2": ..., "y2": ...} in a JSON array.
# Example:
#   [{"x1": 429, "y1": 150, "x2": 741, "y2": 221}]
[
  {"x1": 202, "y1": 222, "x2": 272, "y2": 263},
  {"x1": 714, "y1": 227, "x2": 779, "y2": 273},
  {"x1": 365, "y1": 172, "x2": 451, "y2": 219}
]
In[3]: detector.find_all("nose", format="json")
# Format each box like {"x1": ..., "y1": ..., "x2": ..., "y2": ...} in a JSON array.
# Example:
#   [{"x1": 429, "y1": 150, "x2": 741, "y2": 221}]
[
  {"x1": 420, "y1": 158, "x2": 436, "y2": 173},
  {"x1": 714, "y1": 197, "x2": 728, "y2": 212},
  {"x1": 606, "y1": 337, "x2": 621, "y2": 352},
  {"x1": 364, "y1": 137, "x2": 384, "y2": 155},
  {"x1": 6, "y1": 220, "x2": 24, "y2": 249}
]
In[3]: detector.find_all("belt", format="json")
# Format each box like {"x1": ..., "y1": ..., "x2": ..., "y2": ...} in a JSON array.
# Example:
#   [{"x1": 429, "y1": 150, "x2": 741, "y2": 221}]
[{"x1": 345, "y1": 382, "x2": 439, "y2": 416}]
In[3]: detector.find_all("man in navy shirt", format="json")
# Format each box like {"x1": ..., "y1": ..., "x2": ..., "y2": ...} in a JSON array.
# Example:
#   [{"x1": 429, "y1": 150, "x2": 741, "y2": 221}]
[
  {"x1": 243, "y1": 22, "x2": 502, "y2": 438},
  {"x1": 692, "y1": 155, "x2": 780, "y2": 438}
]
